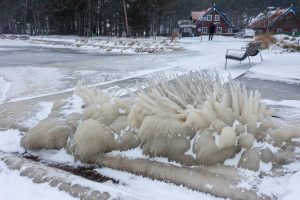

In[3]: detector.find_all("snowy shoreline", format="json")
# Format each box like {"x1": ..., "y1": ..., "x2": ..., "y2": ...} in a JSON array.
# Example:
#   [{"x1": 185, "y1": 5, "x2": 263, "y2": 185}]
[{"x1": 0, "y1": 34, "x2": 177, "y2": 54}]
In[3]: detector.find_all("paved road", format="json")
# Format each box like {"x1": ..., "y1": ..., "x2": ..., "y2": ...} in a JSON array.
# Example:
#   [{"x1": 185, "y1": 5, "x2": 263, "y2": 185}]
[{"x1": 238, "y1": 76, "x2": 300, "y2": 101}]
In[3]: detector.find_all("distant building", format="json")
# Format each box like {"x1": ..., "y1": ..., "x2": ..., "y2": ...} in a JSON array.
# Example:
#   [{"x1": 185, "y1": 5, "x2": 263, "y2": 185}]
[
  {"x1": 190, "y1": 4, "x2": 233, "y2": 36},
  {"x1": 178, "y1": 20, "x2": 196, "y2": 37},
  {"x1": 248, "y1": 5, "x2": 300, "y2": 35}
]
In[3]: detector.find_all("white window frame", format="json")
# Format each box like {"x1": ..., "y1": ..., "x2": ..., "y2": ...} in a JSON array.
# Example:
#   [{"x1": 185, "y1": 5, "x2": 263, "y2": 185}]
[
  {"x1": 202, "y1": 27, "x2": 208, "y2": 33},
  {"x1": 206, "y1": 15, "x2": 212, "y2": 21},
  {"x1": 216, "y1": 27, "x2": 222, "y2": 33},
  {"x1": 277, "y1": 28, "x2": 282, "y2": 33},
  {"x1": 214, "y1": 15, "x2": 220, "y2": 21},
  {"x1": 227, "y1": 28, "x2": 232, "y2": 33}
]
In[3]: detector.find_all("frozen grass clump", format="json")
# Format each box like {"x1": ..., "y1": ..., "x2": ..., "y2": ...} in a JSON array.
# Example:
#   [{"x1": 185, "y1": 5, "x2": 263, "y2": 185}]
[
  {"x1": 21, "y1": 118, "x2": 71, "y2": 150},
  {"x1": 73, "y1": 119, "x2": 115, "y2": 162},
  {"x1": 21, "y1": 72, "x2": 300, "y2": 171}
]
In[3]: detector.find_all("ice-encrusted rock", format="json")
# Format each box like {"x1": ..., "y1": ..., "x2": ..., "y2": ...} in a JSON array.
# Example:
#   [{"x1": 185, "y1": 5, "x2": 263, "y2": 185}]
[
  {"x1": 238, "y1": 133, "x2": 255, "y2": 149},
  {"x1": 261, "y1": 147, "x2": 274, "y2": 163},
  {"x1": 238, "y1": 149, "x2": 261, "y2": 171}
]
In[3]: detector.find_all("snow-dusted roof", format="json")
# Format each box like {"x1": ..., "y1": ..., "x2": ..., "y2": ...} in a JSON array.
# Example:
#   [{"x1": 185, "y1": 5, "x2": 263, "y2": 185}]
[
  {"x1": 191, "y1": 6, "x2": 232, "y2": 27},
  {"x1": 191, "y1": 9, "x2": 210, "y2": 21},
  {"x1": 249, "y1": 6, "x2": 296, "y2": 28}
]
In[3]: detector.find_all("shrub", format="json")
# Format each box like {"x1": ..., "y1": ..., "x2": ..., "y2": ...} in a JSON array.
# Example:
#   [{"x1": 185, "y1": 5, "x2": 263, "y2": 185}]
[
  {"x1": 281, "y1": 43, "x2": 300, "y2": 52},
  {"x1": 255, "y1": 34, "x2": 277, "y2": 49}
]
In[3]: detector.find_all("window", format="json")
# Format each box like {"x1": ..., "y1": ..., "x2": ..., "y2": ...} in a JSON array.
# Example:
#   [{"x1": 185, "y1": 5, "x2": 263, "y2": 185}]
[
  {"x1": 217, "y1": 27, "x2": 222, "y2": 33},
  {"x1": 206, "y1": 15, "x2": 212, "y2": 21},
  {"x1": 292, "y1": 28, "x2": 298, "y2": 33},
  {"x1": 203, "y1": 27, "x2": 207, "y2": 33},
  {"x1": 214, "y1": 15, "x2": 220, "y2": 21},
  {"x1": 277, "y1": 28, "x2": 282, "y2": 33},
  {"x1": 227, "y1": 28, "x2": 233, "y2": 33},
  {"x1": 183, "y1": 27, "x2": 192, "y2": 33}
]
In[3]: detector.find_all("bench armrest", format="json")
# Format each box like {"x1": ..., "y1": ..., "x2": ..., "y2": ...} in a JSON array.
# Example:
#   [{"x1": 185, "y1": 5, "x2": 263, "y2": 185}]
[{"x1": 226, "y1": 49, "x2": 245, "y2": 55}]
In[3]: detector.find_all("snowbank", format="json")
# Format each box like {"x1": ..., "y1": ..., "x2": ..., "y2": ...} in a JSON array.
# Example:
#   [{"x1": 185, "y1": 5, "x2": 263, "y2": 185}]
[
  {"x1": 282, "y1": 171, "x2": 300, "y2": 200},
  {"x1": 1, "y1": 35, "x2": 176, "y2": 54}
]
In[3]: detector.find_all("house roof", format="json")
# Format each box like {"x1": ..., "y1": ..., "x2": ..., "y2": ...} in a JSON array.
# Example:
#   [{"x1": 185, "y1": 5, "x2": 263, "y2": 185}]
[
  {"x1": 191, "y1": 9, "x2": 210, "y2": 21},
  {"x1": 249, "y1": 6, "x2": 296, "y2": 29},
  {"x1": 191, "y1": 6, "x2": 232, "y2": 27}
]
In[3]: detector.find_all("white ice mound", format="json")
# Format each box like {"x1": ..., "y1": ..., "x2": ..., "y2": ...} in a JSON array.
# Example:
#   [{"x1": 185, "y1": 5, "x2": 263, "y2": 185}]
[
  {"x1": 193, "y1": 129, "x2": 237, "y2": 165},
  {"x1": 74, "y1": 119, "x2": 115, "y2": 162},
  {"x1": 21, "y1": 118, "x2": 70, "y2": 149},
  {"x1": 139, "y1": 115, "x2": 193, "y2": 163},
  {"x1": 218, "y1": 127, "x2": 236, "y2": 150},
  {"x1": 74, "y1": 80, "x2": 110, "y2": 106}
]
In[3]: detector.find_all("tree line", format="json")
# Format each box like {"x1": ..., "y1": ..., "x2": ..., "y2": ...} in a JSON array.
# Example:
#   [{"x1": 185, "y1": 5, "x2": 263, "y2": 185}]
[
  {"x1": 0, "y1": 0, "x2": 299, "y2": 37},
  {"x1": 0, "y1": 0, "x2": 178, "y2": 37}
]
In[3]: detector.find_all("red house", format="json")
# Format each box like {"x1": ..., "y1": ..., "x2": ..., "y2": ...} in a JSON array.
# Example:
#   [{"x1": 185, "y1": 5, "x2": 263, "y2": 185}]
[
  {"x1": 191, "y1": 4, "x2": 233, "y2": 36},
  {"x1": 248, "y1": 5, "x2": 300, "y2": 34}
]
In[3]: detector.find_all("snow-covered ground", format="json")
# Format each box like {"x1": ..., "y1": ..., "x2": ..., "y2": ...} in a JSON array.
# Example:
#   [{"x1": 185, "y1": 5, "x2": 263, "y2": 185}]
[
  {"x1": 0, "y1": 160, "x2": 78, "y2": 200},
  {"x1": 0, "y1": 35, "x2": 300, "y2": 200}
]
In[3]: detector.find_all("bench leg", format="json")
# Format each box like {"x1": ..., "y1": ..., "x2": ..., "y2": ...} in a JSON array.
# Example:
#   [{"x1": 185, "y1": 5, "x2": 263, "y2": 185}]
[
  {"x1": 225, "y1": 59, "x2": 228, "y2": 70},
  {"x1": 248, "y1": 56, "x2": 251, "y2": 68},
  {"x1": 260, "y1": 52, "x2": 263, "y2": 61}
]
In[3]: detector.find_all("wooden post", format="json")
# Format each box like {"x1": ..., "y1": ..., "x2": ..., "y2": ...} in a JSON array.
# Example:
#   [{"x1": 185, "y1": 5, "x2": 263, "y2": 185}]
[
  {"x1": 201, "y1": 21, "x2": 203, "y2": 42},
  {"x1": 123, "y1": 0, "x2": 129, "y2": 37}
]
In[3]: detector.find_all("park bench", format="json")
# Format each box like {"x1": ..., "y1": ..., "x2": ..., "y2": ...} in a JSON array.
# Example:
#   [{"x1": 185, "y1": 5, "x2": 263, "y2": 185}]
[{"x1": 225, "y1": 42, "x2": 263, "y2": 70}]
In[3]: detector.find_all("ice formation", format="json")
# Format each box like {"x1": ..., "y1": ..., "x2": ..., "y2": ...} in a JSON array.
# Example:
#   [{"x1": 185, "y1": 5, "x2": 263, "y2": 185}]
[
  {"x1": 21, "y1": 72, "x2": 300, "y2": 171},
  {"x1": 21, "y1": 118, "x2": 71, "y2": 150}
]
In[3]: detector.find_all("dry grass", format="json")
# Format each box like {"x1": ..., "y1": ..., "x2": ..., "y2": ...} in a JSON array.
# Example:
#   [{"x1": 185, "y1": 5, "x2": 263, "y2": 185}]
[
  {"x1": 170, "y1": 31, "x2": 180, "y2": 42},
  {"x1": 255, "y1": 34, "x2": 277, "y2": 49},
  {"x1": 282, "y1": 43, "x2": 300, "y2": 52}
]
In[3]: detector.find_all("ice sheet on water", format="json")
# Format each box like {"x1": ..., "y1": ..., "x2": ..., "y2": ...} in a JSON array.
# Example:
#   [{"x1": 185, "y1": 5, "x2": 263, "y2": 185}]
[
  {"x1": 22, "y1": 102, "x2": 53, "y2": 128},
  {"x1": 0, "y1": 77, "x2": 11, "y2": 104}
]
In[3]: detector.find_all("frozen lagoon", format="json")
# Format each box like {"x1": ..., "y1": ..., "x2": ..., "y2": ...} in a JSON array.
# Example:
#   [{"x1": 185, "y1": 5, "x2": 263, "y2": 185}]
[{"x1": 0, "y1": 36, "x2": 251, "y2": 103}]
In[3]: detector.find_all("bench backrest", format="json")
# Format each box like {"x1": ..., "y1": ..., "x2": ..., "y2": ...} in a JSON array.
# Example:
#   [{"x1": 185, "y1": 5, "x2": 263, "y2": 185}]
[{"x1": 246, "y1": 42, "x2": 261, "y2": 56}]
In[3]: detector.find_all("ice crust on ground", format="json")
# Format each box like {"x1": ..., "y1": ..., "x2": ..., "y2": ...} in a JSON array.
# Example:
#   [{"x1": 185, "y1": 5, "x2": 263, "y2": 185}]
[{"x1": 21, "y1": 72, "x2": 300, "y2": 171}]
